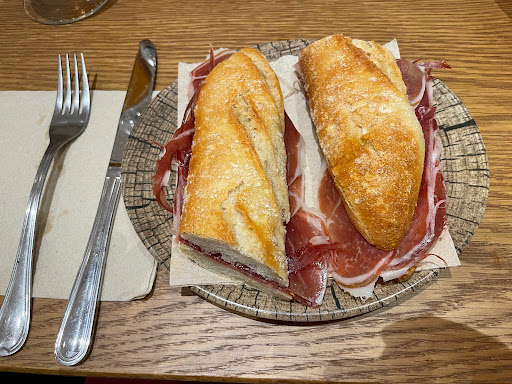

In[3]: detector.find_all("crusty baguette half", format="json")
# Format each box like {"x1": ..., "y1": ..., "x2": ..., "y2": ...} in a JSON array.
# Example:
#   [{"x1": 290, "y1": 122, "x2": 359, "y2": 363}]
[
  {"x1": 179, "y1": 48, "x2": 290, "y2": 287},
  {"x1": 299, "y1": 34, "x2": 425, "y2": 251}
]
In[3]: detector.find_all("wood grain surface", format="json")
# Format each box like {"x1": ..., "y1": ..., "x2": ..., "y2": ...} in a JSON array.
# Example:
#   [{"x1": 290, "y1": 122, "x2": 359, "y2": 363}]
[{"x1": 1, "y1": 0, "x2": 512, "y2": 382}]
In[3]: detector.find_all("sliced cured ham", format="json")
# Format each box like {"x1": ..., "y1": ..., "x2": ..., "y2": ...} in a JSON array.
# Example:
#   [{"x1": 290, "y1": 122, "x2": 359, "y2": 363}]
[
  {"x1": 318, "y1": 171, "x2": 396, "y2": 294},
  {"x1": 284, "y1": 113, "x2": 330, "y2": 306},
  {"x1": 381, "y1": 60, "x2": 448, "y2": 279},
  {"x1": 396, "y1": 59, "x2": 425, "y2": 106},
  {"x1": 318, "y1": 59, "x2": 448, "y2": 294},
  {"x1": 152, "y1": 116, "x2": 194, "y2": 219},
  {"x1": 188, "y1": 48, "x2": 236, "y2": 99},
  {"x1": 396, "y1": 59, "x2": 450, "y2": 106}
]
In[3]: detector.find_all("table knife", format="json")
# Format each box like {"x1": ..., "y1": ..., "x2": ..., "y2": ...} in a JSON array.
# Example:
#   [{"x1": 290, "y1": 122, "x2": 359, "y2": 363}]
[{"x1": 54, "y1": 39, "x2": 156, "y2": 366}]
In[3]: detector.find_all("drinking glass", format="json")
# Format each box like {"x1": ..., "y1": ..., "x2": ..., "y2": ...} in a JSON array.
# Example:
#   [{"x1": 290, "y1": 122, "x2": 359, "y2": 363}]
[{"x1": 23, "y1": 0, "x2": 109, "y2": 24}]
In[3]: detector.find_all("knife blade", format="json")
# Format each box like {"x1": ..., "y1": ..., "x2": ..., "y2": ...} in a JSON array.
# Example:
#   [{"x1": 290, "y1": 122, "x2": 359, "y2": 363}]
[{"x1": 54, "y1": 39, "x2": 156, "y2": 366}]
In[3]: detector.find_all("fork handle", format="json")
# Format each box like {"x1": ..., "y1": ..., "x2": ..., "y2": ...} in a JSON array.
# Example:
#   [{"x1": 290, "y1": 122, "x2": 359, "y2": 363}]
[
  {"x1": 0, "y1": 141, "x2": 62, "y2": 356},
  {"x1": 54, "y1": 167, "x2": 121, "y2": 366}
]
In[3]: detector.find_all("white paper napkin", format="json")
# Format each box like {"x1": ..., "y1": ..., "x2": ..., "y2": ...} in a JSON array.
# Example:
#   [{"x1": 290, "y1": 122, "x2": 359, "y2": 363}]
[{"x1": 0, "y1": 91, "x2": 157, "y2": 301}]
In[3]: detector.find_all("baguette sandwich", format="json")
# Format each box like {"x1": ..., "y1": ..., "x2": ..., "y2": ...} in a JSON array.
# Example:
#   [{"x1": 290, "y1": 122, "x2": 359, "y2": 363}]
[
  {"x1": 153, "y1": 48, "x2": 293, "y2": 299},
  {"x1": 299, "y1": 34, "x2": 425, "y2": 251},
  {"x1": 295, "y1": 34, "x2": 448, "y2": 293}
]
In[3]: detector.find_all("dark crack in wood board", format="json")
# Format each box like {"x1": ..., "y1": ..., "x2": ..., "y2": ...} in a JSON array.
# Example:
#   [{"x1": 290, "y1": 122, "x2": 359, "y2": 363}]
[{"x1": 121, "y1": 39, "x2": 489, "y2": 322}]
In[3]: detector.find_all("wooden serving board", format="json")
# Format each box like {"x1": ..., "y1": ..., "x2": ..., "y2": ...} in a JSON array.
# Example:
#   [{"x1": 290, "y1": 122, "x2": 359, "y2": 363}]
[{"x1": 121, "y1": 40, "x2": 489, "y2": 322}]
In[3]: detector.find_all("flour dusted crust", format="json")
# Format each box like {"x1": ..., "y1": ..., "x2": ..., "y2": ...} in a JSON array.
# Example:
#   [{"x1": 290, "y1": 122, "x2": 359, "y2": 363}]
[
  {"x1": 299, "y1": 35, "x2": 425, "y2": 250},
  {"x1": 179, "y1": 49, "x2": 289, "y2": 286}
]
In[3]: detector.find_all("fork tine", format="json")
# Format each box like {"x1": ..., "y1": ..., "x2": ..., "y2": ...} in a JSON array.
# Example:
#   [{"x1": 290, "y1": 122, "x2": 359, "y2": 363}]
[
  {"x1": 80, "y1": 53, "x2": 90, "y2": 116},
  {"x1": 72, "y1": 54, "x2": 80, "y2": 114},
  {"x1": 64, "y1": 54, "x2": 71, "y2": 114},
  {"x1": 54, "y1": 55, "x2": 63, "y2": 114}
]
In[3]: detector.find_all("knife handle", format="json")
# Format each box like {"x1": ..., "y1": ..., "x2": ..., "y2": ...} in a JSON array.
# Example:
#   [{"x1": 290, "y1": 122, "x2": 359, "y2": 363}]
[{"x1": 54, "y1": 167, "x2": 121, "y2": 366}]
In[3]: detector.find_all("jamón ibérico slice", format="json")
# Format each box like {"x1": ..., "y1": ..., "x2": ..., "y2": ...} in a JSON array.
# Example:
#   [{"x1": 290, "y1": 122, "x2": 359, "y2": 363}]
[
  {"x1": 188, "y1": 48, "x2": 236, "y2": 99},
  {"x1": 396, "y1": 59, "x2": 425, "y2": 106},
  {"x1": 152, "y1": 116, "x2": 194, "y2": 224},
  {"x1": 284, "y1": 113, "x2": 330, "y2": 306},
  {"x1": 318, "y1": 171, "x2": 396, "y2": 292},
  {"x1": 397, "y1": 59, "x2": 451, "y2": 106},
  {"x1": 381, "y1": 63, "x2": 448, "y2": 278},
  {"x1": 418, "y1": 60, "x2": 451, "y2": 71}
]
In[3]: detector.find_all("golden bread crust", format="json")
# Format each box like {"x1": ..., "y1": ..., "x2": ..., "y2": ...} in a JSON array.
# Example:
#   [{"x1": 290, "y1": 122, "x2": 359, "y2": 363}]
[
  {"x1": 179, "y1": 50, "x2": 289, "y2": 285},
  {"x1": 299, "y1": 34, "x2": 425, "y2": 250}
]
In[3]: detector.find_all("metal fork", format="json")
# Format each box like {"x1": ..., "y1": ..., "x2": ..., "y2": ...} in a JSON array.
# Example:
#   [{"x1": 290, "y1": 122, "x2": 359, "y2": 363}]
[{"x1": 0, "y1": 54, "x2": 90, "y2": 356}]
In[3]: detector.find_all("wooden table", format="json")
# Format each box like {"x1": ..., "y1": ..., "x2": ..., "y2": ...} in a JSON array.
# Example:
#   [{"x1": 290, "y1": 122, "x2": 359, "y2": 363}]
[{"x1": 1, "y1": 0, "x2": 511, "y2": 382}]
